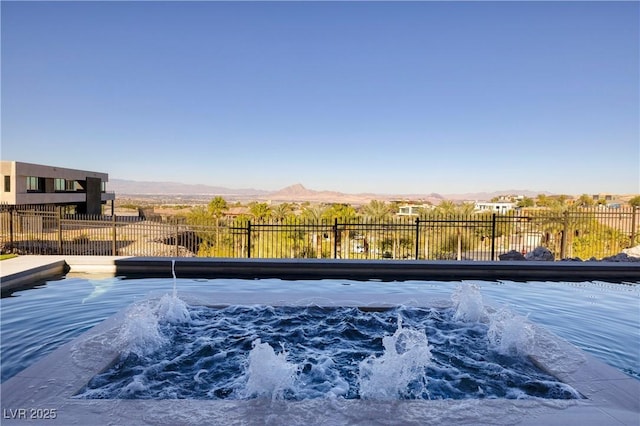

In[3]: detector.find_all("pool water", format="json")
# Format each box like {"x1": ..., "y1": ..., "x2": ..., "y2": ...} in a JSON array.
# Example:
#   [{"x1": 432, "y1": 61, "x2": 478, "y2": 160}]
[
  {"x1": 1, "y1": 276, "x2": 638, "y2": 385},
  {"x1": 75, "y1": 303, "x2": 580, "y2": 400}
]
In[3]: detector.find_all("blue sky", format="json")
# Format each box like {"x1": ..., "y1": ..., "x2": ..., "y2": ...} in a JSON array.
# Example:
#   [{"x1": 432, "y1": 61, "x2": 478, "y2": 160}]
[{"x1": 2, "y1": 1, "x2": 638, "y2": 195}]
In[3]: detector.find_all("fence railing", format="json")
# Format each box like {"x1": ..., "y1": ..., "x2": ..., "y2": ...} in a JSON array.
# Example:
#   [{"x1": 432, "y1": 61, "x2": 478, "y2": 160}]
[{"x1": 1, "y1": 205, "x2": 638, "y2": 260}]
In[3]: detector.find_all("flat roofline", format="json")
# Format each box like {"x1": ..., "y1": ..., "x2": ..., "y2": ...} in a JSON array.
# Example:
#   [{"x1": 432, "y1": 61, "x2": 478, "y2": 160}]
[{"x1": 1, "y1": 160, "x2": 109, "y2": 180}]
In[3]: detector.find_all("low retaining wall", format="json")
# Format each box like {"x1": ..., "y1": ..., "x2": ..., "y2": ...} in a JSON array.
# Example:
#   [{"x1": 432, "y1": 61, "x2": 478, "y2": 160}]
[{"x1": 114, "y1": 258, "x2": 640, "y2": 283}]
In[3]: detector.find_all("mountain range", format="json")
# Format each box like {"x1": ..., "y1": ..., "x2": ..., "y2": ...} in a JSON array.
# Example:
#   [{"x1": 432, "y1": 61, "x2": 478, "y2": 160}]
[{"x1": 109, "y1": 179, "x2": 550, "y2": 203}]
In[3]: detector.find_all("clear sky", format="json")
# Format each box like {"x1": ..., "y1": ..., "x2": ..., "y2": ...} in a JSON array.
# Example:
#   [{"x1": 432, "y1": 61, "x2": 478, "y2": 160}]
[{"x1": 2, "y1": 1, "x2": 638, "y2": 195}]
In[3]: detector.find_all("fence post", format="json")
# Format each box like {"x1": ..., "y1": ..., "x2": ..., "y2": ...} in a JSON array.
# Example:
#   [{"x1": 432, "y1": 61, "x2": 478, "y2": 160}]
[
  {"x1": 631, "y1": 206, "x2": 638, "y2": 247},
  {"x1": 247, "y1": 220, "x2": 251, "y2": 258},
  {"x1": 333, "y1": 218, "x2": 338, "y2": 259},
  {"x1": 9, "y1": 207, "x2": 14, "y2": 252},
  {"x1": 490, "y1": 214, "x2": 496, "y2": 261},
  {"x1": 112, "y1": 213, "x2": 117, "y2": 256},
  {"x1": 57, "y1": 207, "x2": 63, "y2": 254},
  {"x1": 414, "y1": 218, "x2": 420, "y2": 260},
  {"x1": 175, "y1": 221, "x2": 179, "y2": 257},
  {"x1": 560, "y1": 210, "x2": 569, "y2": 259}
]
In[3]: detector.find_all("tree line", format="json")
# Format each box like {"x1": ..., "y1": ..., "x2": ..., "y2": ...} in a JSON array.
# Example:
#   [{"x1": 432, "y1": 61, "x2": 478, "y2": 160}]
[{"x1": 177, "y1": 196, "x2": 638, "y2": 260}]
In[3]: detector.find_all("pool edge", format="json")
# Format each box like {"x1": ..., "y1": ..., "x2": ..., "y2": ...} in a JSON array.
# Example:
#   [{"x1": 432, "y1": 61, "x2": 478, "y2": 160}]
[{"x1": 1, "y1": 294, "x2": 638, "y2": 425}]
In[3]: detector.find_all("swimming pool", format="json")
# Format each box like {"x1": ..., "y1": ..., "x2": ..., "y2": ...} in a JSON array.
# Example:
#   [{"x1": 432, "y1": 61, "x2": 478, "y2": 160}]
[{"x1": 1, "y1": 274, "x2": 638, "y2": 386}]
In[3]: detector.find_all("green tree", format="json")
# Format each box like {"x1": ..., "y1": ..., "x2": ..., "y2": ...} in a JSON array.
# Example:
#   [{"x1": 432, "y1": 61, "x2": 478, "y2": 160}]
[
  {"x1": 536, "y1": 194, "x2": 569, "y2": 210},
  {"x1": 186, "y1": 206, "x2": 219, "y2": 257},
  {"x1": 434, "y1": 200, "x2": 457, "y2": 215},
  {"x1": 301, "y1": 204, "x2": 328, "y2": 222},
  {"x1": 424, "y1": 201, "x2": 479, "y2": 260},
  {"x1": 572, "y1": 219, "x2": 630, "y2": 259},
  {"x1": 320, "y1": 204, "x2": 357, "y2": 258},
  {"x1": 207, "y1": 196, "x2": 229, "y2": 252},
  {"x1": 628, "y1": 196, "x2": 640, "y2": 208},
  {"x1": 207, "y1": 196, "x2": 228, "y2": 218},
  {"x1": 516, "y1": 197, "x2": 534, "y2": 208},
  {"x1": 361, "y1": 200, "x2": 392, "y2": 222},
  {"x1": 271, "y1": 203, "x2": 294, "y2": 222},
  {"x1": 249, "y1": 202, "x2": 272, "y2": 222},
  {"x1": 301, "y1": 204, "x2": 329, "y2": 258},
  {"x1": 574, "y1": 194, "x2": 595, "y2": 208}
]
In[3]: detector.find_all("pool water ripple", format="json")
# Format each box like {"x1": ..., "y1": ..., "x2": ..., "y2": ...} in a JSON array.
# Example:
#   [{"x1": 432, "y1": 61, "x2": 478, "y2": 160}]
[{"x1": 1, "y1": 276, "x2": 638, "y2": 385}]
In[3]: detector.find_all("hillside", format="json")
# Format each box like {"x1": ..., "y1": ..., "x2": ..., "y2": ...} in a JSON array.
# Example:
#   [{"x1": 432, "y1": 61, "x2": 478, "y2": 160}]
[
  {"x1": 109, "y1": 179, "x2": 267, "y2": 197},
  {"x1": 108, "y1": 179, "x2": 550, "y2": 203}
]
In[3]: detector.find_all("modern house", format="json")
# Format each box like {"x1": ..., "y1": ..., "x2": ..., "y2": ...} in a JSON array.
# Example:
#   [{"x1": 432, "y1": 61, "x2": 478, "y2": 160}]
[
  {"x1": 396, "y1": 204, "x2": 433, "y2": 217},
  {"x1": 0, "y1": 161, "x2": 115, "y2": 215},
  {"x1": 473, "y1": 201, "x2": 515, "y2": 214}
]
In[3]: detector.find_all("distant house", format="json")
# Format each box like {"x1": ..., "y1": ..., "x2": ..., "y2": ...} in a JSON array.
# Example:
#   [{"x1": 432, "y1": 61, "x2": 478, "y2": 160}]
[
  {"x1": 225, "y1": 206, "x2": 250, "y2": 218},
  {"x1": 474, "y1": 201, "x2": 515, "y2": 215},
  {"x1": 397, "y1": 204, "x2": 433, "y2": 216},
  {"x1": 1, "y1": 161, "x2": 115, "y2": 215}
]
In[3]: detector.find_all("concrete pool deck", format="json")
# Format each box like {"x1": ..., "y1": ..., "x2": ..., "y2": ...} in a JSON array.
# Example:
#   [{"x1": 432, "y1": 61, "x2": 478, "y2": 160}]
[{"x1": 1, "y1": 255, "x2": 639, "y2": 425}]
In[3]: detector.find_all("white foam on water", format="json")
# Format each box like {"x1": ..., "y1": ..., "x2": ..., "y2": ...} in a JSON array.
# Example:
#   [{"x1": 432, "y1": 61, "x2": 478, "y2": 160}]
[
  {"x1": 156, "y1": 293, "x2": 191, "y2": 324},
  {"x1": 115, "y1": 302, "x2": 167, "y2": 357},
  {"x1": 80, "y1": 284, "x2": 586, "y2": 402},
  {"x1": 487, "y1": 308, "x2": 535, "y2": 356},
  {"x1": 358, "y1": 315, "x2": 432, "y2": 399},
  {"x1": 296, "y1": 354, "x2": 350, "y2": 399},
  {"x1": 451, "y1": 283, "x2": 487, "y2": 323},
  {"x1": 113, "y1": 260, "x2": 191, "y2": 355},
  {"x1": 241, "y1": 338, "x2": 299, "y2": 400}
]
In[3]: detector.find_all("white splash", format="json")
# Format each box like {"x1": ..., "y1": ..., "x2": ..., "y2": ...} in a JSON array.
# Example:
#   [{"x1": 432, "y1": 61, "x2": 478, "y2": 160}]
[
  {"x1": 171, "y1": 259, "x2": 177, "y2": 298},
  {"x1": 156, "y1": 259, "x2": 191, "y2": 323},
  {"x1": 242, "y1": 339, "x2": 298, "y2": 400},
  {"x1": 114, "y1": 260, "x2": 190, "y2": 356},
  {"x1": 156, "y1": 293, "x2": 191, "y2": 324},
  {"x1": 115, "y1": 302, "x2": 167, "y2": 357},
  {"x1": 358, "y1": 315, "x2": 431, "y2": 399},
  {"x1": 451, "y1": 283, "x2": 486, "y2": 322},
  {"x1": 487, "y1": 308, "x2": 535, "y2": 356}
]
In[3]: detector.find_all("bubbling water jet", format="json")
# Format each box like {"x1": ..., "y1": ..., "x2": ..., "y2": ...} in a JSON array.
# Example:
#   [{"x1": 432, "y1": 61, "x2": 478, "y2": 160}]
[
  {"x1": 115, "y1": 302, "x2": 167, "y2": 357},
  {"x1": 358, "y1": 315, "x2": 432, "y2": 399},
  {"x1": 242, "y1": 339, "x2": 298, "y2": 400},
  {"x1": 488, "y1": 308, "x2": 534, "y2": 356},
  {"x1": 113, "y1": 261, "x2": 190, "y2": 355},
  {"x1": 451, "y1": 283, "x2": 487, "y2": 323}
]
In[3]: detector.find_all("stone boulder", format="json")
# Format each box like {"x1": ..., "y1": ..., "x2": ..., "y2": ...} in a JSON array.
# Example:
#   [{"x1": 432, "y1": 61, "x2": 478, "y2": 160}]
[
  {"x1": 524, "y1": 246, "x2": 555, "y2": 261},
  {"x1": 601, "y1": 252, "x2": 640, "y2": 262},
  {"x1": 622, "y1": 245, "x2": 640, "y2": 259},
  {"x1": 498, "y1": 250, "x2": 526, "y2": 261}
]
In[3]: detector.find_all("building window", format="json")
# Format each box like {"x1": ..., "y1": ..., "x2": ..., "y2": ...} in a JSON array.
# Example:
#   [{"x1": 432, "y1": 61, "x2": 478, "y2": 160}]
[
  {"x1": 101, "y1": 182, "x2": 106, "y2": 193},
  {"x1": 66, "y1": 180, "x2": 78, "y2": 191},
  {"x1": 3, "y1": 176, "x2": 10, "y2": 192},
  {"x1": 26, "y1": 176, "x2": 41, "y2": 192},
  {"x1": 55, "y1": 178, "x2": 66, "y2": 191}
]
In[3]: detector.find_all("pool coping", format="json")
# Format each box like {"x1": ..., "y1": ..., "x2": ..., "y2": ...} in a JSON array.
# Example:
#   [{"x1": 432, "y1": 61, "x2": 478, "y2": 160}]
[
  {"x1": 2, "y1": 256, "x2": 639, "y2": 296},
  {"x1": 1, "y1": 292, "x2": 639, "y2": 425}
]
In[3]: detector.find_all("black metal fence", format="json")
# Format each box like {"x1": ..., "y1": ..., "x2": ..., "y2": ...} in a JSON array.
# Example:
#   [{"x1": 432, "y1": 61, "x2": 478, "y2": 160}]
[{"x1": 1, "y1": 205, "x2": 638, "y2": 260}]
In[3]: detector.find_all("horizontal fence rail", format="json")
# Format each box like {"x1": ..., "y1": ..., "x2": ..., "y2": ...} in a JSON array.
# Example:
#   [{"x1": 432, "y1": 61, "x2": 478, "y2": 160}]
[{"x1": 1, "y1": 205, "x2": 638, "y2": 261}]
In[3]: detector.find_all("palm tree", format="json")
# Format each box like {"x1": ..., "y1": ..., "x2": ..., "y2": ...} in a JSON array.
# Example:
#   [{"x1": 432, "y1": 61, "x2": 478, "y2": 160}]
[
  {"x1": 301, "y1": 204, "x2": 328, "y2": 258},
  {"x1": 301, "y1": 204, "x2": 327, "y2": 223},
  {"x1": 207, "y1": 196, "x2": 228, "y2": 251},
  {"x1": 361, "y1": 200, "x2": 394, "y2": 257},
  {"x1": 362, "y1": 200, "x2": 392, "y2": 222},
  {"x1": 249, "y1": 202, "x2": 272, "y2": 223},
  {"x1": 271, "y1": 203, "x2": 293, "y2": 223}
]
